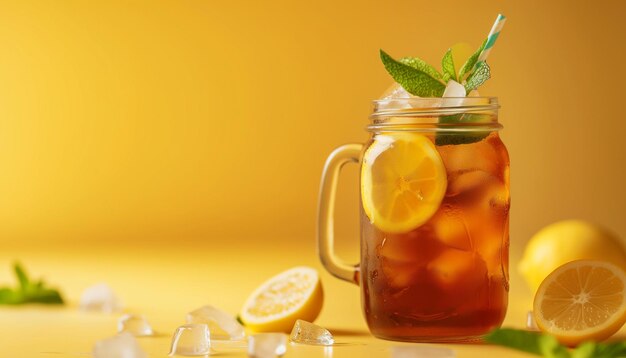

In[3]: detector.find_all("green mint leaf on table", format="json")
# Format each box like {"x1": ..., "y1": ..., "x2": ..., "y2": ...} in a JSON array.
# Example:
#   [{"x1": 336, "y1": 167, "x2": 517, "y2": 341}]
[
  {"x1": 441, "y1": 48, "x2": 457, "y2": 82},
  {"x1": 486, "y1": 328, "x2": 626, "y2": 358},
  {"x1": 465, "y1": 61, "x2": 491, "y2": 92},
  {"x1": 484, "y1": 328, "x2": 545, "y2": 356},
  {"x1": 572, "y1": 341, "x2": 626, "y2": 358},
  {"x1": 538, "y1": 334, "x2": 570, "y2": 358},
  {"x1": 14, "y1": 262, "x2": 29, "y2": 290},
  {"x1": 458, "y1": 38, "x2": 487, "y2": 81},
  {"x1": 0, "y1": 262, "x2": 64, "y2": 305},
  {"x1": 380, "y1": 50, "x2": 445, "y2": 97}
]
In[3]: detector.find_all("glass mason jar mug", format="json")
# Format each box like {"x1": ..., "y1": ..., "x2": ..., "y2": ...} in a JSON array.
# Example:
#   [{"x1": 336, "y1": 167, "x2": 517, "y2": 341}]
[{"x1": 317, "y1": 97, "x2": 510, "y2": 342}]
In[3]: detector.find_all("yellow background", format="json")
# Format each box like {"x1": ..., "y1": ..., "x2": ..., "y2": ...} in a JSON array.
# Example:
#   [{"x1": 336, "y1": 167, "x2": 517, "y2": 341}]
[
  {"x1": 1, "y1": 0, "x2": 626, "y2": 253},
  {"x1": 0, "y1": 1, "x2": 626, "y2": 356}
]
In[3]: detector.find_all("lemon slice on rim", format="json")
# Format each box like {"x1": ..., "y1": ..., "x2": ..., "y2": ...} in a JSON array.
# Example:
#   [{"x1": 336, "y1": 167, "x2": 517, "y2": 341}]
[
  {"x1": 361, "y1": 133, "x2": 447, "y2": 233},
  {"x1": 533, "y1": 260, "x2": 626, "y2": 346},
  {"x1": 239, "y1": 266, "x2": 323, "y2": 333}
]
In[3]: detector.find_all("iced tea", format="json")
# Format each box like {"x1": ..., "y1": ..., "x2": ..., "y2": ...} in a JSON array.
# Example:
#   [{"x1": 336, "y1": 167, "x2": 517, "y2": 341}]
[{"x1": 360, "y1": 130, "x2": 510, "y2": 342}]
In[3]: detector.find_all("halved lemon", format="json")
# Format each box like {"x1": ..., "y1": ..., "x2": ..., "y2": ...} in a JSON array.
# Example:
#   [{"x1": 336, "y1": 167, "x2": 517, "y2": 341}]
[
  {"x1": 533, "y1": 260, "x2": 626, "y2": 346},
  {"x1": 239, "y1": 266, "x2": 323, "y2": 333},
  {"x1": 361, "y1": 133, "x2": 447, "y2": 233}
]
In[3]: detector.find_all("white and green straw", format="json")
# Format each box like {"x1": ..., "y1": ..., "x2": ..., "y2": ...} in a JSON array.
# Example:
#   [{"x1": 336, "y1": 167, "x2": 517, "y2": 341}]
[{"x1": 475, "y1": 14, "x2": 506, "y2": 67}]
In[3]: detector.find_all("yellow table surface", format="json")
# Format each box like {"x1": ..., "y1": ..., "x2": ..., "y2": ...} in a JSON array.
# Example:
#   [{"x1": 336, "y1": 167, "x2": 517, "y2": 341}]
[{"x1": 1, "y1": 242, "x2": 619, "y2": 358}]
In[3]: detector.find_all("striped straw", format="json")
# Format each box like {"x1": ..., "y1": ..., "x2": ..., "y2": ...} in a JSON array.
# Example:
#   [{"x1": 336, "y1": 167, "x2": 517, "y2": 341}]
[{"x1": 475, "y1": 14, "x2": 506, "y2": 66}]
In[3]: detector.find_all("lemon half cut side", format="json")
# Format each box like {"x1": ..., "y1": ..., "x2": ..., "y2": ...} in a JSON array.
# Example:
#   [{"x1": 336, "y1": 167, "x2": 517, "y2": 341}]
[
  {"x1": 533, "y1": 260, "x2": 626, "y2": 346},
  {"x1": 239, "y1": 266, "x2": 323, "y2": 333}
]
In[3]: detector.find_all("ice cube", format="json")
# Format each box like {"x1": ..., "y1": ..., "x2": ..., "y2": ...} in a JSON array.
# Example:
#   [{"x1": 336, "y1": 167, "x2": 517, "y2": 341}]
[
  {"x1": 442, "y1": 80, "x2": 465, "y2": 98},
  {"x1": 290, "y1": 319, "x2": 334, "y2": 345},
  {"x1": 431, "y1": 209, "x2": 471, "y2": 251},
  {"x1": 80, "y1": 283, "x2": 123, "y2": 313},
  {"x1": 248, "y1": 333, "x2": 287, "y2": 358},
  {"x1": 446, "y1": 170, "x2": 494, "y2": 197},
  {"x1": 527, "y1": 311, "x2": 539, "y2": 331},
  {"x1": 427, "y1": 249, "x2": 488, "y2": 291},
  {"x1": 93, "y1": 332, "x2": 147, "y2": 358},
  {"x1": 392, "y1": 346, "x2": 456, "y2": 358},
  {"x1": 117, "y1": 314, "x2": 154, "y2": 337},
  {"x1": 437, "y1": 136, "x2": 501, "y2": 176},
  {"x1": 169, "y1": 324, "x2": 211, "y2": 356},
  {"x1": 380, "y1": 83, "x2": 412, "y2": 100},
  {"x1": 378, "y1": 234, "x2": 422, "y2": 288},
  {"x1": 186, "y1": 305, "x2": 245, "y2": 340},
  {"x1": 378, "y1": 83, "x2": 413, "y2": 110},
  {"x1": 441, "y1": 80, "x2": 467, "y2": 111}
]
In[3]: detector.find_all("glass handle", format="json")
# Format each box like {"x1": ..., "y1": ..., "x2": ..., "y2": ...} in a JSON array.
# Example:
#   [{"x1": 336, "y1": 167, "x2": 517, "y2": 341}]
[{"x1": 317, "y1": 143, "x2": 363, "y2": 284}]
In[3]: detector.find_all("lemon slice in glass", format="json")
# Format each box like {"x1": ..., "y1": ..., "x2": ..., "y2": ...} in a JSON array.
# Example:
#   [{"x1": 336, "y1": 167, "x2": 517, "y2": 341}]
[
  {"x1": 239, "y1": 267, "x2": 323, "y2": 333},
  {"x1": 361, "y1": 133, "x2": 447, "y2": 233}
]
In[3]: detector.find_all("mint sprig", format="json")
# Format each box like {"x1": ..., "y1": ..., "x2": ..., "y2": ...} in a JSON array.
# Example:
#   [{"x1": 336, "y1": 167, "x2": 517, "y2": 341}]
[
  {"x1": 465, "y1": 61, "x2": 491, "y2": 92},
  {"x1": 399, "y1": 57, "x2": 443, "y2": 81},
  {"x1": 380, "y1": 37, "x2": 492, "y2": 98},
  {"x1": 379, "y1": 50, "x2": 445, "y2": 97},
  {"x1": 441, "y1": 48, "x2": 456, "y2": 82},
  {"x1": 0, "y1": 262, "x2": 64, "y2": 305},
  {"x1": 458, "y1": 39, "x2": 487, "y2": 81},
  {"x1": 485, "y1": 328, "x2": 626, "y2": 358}
]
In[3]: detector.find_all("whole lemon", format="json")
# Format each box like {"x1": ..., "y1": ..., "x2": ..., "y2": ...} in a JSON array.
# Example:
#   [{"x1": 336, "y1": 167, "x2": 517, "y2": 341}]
[{"x1": 519, "y1": 220, "x2": 626, "y2": 293}]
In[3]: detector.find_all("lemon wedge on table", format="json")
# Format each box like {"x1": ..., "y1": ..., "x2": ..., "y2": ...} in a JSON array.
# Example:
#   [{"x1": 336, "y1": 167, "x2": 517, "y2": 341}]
[
  {"x1": 361, "y1": 133, "x2": 447, "y2": 233},
  {"x1": 239, "y1": 267, "x2": 323, "y2": 333},
  {"x1": 533, "y1": 260, "x2": 626, "y2": 346}
]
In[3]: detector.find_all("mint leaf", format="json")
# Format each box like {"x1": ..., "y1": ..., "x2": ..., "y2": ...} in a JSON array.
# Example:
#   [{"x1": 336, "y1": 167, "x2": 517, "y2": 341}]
[
  {"x1": 458, "y1": 39, "x2": 487, "y2": 81},
  {"x1": 538, "y1": 334, "x2": 570, "y2": 358},
  {"x1": 465, "y1": 61, "x2": 491, "y2": 92},
  {"x1": 441, "y1": 48, "x2": 456, "y2": 82},
  {"x1": 24, "y1": 288, "x2": 63, "y2": 304},
  {"x1": 399, "y1": 56, "x2": 443, "y2": 80},
  {"x1": 484, "y1": 328, "x2": 544, "y2": 356},
  {"x1": 380, "y1": 50, "x2": 445, "y2": 97},
  {"x1": 0, "y1": 262, "x2": 64, "y2": 305},
  {"x1": 0, "y1": 287, "x2": 21, "y2": 304},
  {"x1": 572, "y1": 341, "x2": 626, "y2": 358},
  {"x1": 435, "y1": 113, "x2": 491, "y2": 145},
  {"x1": 571, "y1": 342, "x2": 598, "y2": 358},
  {"x1": 14, "y1": 263, "x2": 29, "y2": 291}
]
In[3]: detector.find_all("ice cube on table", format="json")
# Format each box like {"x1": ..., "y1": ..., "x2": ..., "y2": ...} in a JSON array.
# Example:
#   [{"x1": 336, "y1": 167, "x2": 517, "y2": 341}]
[
  {"x1": 169, "y1": 324, "x2": 211, "y2": 356},
  {"x1": 248, "y1": 333, "x2": 287, "y2": 358},
  {"x1": 290, "y1": 319, "x2": 334, "y2": 345},
  {"x1": 80, "y1": 283, "x2": 123, "y2": 313},
  {"x1": 186, "y1": 305, "x2": 245, "y2": 340},
  {"x1": 93, "y1": 332, "x2": 147, "y2": 358},
  {"x1": 117, "y1": 314, "x2": 154, "y2": 337},
  {"x1": 392, "y1": 346, "x2": 456, "y2": 358},
  {"x1": 527, "y1": 311, "x2": 539, "y2": 331}
]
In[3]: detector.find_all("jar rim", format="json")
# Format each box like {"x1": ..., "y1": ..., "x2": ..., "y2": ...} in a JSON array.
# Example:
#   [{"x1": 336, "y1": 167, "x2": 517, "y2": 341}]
[
  {"x1": 368, "y1": 97, "x2": 501, "y2": 132},
  {"x1": 371, "y1": 97, "x2": 499, "y2": 119}
]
